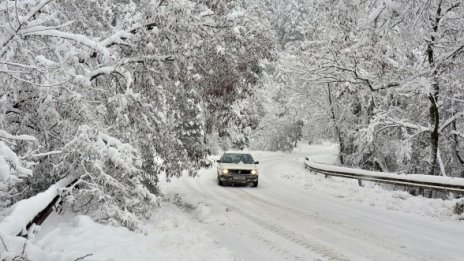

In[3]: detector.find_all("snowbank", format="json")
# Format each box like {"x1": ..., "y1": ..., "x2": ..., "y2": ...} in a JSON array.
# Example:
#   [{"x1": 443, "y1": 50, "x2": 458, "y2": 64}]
[{"x1": 1, "y1": 204, "x2": 238, "y2": 261}]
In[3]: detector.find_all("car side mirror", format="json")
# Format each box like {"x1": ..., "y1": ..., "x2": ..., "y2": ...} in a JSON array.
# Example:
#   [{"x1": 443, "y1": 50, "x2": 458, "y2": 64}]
[
  {"x1": 305, "y1": 157, "x2": 309, "y2": 161},
  {"x1": 255, "y1": 161, "x2": 259, "y2": 164},
  {"x1": 216, "y1": 160, "x2": 221, "y2": 163}
]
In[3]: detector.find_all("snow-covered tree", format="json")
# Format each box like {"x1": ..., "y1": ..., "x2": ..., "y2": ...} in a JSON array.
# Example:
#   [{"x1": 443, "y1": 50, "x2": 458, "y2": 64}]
[
  {"x1": 275, "y1": 0, "x2": 464, "y2": 177},
  {"x1": 1, "y1": 0, "x2": 276, "y2": 229},
  {"x1": 244, "y1": 0, "x2": 312, "y2": 51}
]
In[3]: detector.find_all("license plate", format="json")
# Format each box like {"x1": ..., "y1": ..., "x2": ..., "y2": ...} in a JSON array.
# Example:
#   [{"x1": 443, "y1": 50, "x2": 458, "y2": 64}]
[{"x1": 233, "y1": 177, "x2": 246, "y2": 180}]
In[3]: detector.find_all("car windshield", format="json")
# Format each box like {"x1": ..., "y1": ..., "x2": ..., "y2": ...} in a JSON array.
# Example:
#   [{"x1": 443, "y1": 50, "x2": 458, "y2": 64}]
[{"x1": 222, "y1": 153, "x2": 254, "y2": 164}]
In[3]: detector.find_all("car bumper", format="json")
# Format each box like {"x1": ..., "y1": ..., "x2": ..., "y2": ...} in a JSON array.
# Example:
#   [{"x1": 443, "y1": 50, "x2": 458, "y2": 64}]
[{"x1": 219, "y1": 175, "x2": 258, "y2": 183}]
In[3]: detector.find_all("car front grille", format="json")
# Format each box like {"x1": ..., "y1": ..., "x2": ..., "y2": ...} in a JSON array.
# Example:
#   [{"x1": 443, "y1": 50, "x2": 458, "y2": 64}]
[{"x1": 228, "y1": 169, "x2": 251, "y2": 175}]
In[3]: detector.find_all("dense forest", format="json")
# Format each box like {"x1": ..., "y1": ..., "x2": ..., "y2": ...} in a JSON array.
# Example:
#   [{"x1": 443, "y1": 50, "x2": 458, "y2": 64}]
[{"x1": 250, "y1": 0, "x2": 464, "y2": 180}]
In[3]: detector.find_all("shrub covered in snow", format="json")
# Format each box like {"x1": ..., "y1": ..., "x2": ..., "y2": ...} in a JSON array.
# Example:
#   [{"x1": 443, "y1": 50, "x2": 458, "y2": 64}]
[{"x1": 54, "y1": 127, "x2": 158, "y2": 230}]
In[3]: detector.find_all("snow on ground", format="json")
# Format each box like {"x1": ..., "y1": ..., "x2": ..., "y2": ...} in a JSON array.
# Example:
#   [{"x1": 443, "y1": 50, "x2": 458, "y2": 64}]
[
  {"x1": 286, "y1": 142, "x2": 464, "y2": 221},
  {"x1": 3, "y1": 142, "x2": 464, "y2": 260},
  {"x1": 1, "y1": 203, "x2": 239, "y2": 261},
  {"x1": 161, "y1": 143, "x2": 464, "y2": 260}
]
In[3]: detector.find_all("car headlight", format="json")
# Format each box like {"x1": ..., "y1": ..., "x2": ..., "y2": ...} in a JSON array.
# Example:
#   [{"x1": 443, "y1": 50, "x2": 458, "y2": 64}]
[
  {"x1": 251, "y1": 169, "x2": 257, "y2": 175},
  {"x1": 222, "y1": 169, "x2": 229, "y2": 174}
]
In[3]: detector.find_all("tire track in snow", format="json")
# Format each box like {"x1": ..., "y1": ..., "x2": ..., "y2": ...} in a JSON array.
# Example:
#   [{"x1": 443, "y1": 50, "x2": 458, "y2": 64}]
[
  {"x1": 247, "y1": 232, "x2": 304, "y2": 260},
  {"x1": 178, "y1": 178, "x2": 309, "y2": 260},
  {"x1": 238, "y1": 188, "x2": 378, "y2": 239},
  {"x1": 187, "y1": 155, "x2": 395, "y2": 260},
  {"x1": 199, "y1": 185, "x2": 349, "y2": 261},
  {"x1": 253, "y1": 154, "x2": 416, "y2": 260},
  {"x1": 230, "y1": 205, "x2": 350, "y2": 261},
  {"x1": 235, "y1": 188, "x2": 411, "y2": 260}
]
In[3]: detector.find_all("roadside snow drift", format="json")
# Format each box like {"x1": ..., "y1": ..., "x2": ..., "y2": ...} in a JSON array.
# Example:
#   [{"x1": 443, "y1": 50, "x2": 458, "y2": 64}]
[{"x1": 1, "y1": 204, "x2": 239, "y2": 261}]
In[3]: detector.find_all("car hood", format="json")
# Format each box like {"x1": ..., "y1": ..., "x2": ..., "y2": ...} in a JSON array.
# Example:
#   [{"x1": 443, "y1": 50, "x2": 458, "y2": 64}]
[{"x1": 219, "y1": 163, "x2": 257, "y2": 170}]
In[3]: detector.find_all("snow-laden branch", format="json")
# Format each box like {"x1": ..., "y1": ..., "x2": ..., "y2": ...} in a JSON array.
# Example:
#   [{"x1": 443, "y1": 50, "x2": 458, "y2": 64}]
[
  {"x1": 0, "y1": 130, "x2": 37, "y2": 179},
  {"x1": 121, "y1": 55, "x2": 174, "y2": 64},
  {"x1": 23, "y1": 29, "x2": 111, "y2": 58},
  {"x1": 19, "y1": 21, "x2": 75, "y2": 35},
  {"x1": 0, "y1": 60, "x2": 42, "y2": 70},
  {"x1": 0, "y1": 141, "x2": 33, "y2": 178},
  {"x1": 99, "y1": 30, "x2": 133, "y2": 47},
  {"x1": 99, "y1": 22, "x2": 158, "y2": 47},
  {"x1": 89, "y1": 66, "x2": 121, "y2": 80},
  {"x1": 440, "y1": 42, "x2": 464, "y2": 62},
  {"x1": 0, "y1": 130, "x2": 36, "y2": 141},
  {"x1": 9, "y1": 74, "x2": 68, "y2": 87},
  {"x1": 87, "y1": 55, "x2": 173, "y2": 89},
  {"x1": 0, "y1": 69, "x2": 28, "y2": 74},
  {"x1": 384, "y1": 117, "x2": 430, "y2": 132},
  {"x1": 0, "y1": 0, "x2": 53, "y2": 57},
  {"x1": 88, "y1": 66, "x2": 132, "y2": 90},
  {"x1": 451, "y1": 131, "x2": 464, "y2": 140},
  {"x1": 22, "y1": 21, "x2": 159, "y2": 60},
  {"x1": 318, "y1": 64, "x2": 401, "y2": 92},
  {"x1": 439, "y1": 111, "x2": 464, "y2": 133},
  {"x1": 27, "y1": 150, "x2": 62, "y2": 158},
  {"x1": 18, "y1": 0, "x2": 53, "y2": 24}
]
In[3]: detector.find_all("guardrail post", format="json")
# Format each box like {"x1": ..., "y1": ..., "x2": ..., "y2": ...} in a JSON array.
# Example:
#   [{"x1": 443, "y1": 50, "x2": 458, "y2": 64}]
[{"x1": 358, "y1": 179, "x2": 364, "y2": 187}]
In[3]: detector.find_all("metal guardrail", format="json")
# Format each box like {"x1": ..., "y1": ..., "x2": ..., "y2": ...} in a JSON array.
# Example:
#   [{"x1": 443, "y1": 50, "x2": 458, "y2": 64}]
[
  {"x1": 0, "y1": 176, "x2": 80, "y2": 238},
  {"x1": 304, "y1": 159, "x2": 464, "y2": 194},
  {"x1": 17, "y1": 177, "x2": 80, "y2": 238}
]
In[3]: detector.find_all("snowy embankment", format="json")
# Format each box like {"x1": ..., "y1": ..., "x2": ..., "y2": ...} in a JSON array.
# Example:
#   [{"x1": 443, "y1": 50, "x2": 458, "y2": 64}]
[
  {"x1": 1, "y1": 159, "x2": 237, "y2": 258},
  {"x1": 36, "y1": 204, "x2": 237, "y2": 260},
  {"x1": 284, "y1": 142, "x2": 464, "y2": 220},
  {"x1": 0, "y1": 176, "x2": 236, "y2": 259},
  {"x1": 0, "y1": 170, "x2": 236, "y2": 260},
  {"x1": 1, "y1": 202, "x2": 238, "y2": 261}
]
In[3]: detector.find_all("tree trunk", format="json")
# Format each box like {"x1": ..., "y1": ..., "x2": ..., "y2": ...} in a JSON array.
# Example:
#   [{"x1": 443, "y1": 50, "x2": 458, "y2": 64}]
[
  {"x1": 426, "y1": 0, "x2": 443, "y2": 175},
  {"x1": 451, "y1": 109, "x2": 464, "y2": 178},
  {"x1": 428, "y1": 91, "x2": 440, "y2": 175},
  {"x1": 327, "y1": 83, "x2": 344, "y2": 164}
]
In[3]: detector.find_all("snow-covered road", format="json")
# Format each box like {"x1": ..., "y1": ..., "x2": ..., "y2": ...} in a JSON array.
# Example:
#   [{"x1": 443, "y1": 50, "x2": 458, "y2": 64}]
[{"x1": 163, "y1": 146, "x2": 464, "y2": 261}]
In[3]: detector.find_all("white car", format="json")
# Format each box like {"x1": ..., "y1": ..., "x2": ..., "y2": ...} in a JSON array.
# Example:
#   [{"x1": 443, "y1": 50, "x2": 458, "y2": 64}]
[{"x1": 217, "y1": 152, "x2": 259, "y2": 187}]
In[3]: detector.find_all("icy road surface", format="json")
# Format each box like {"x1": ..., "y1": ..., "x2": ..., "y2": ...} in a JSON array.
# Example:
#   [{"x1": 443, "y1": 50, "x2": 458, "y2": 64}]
[{"x1": 162, "y1": 145, "x2": 464, "y2": 261}]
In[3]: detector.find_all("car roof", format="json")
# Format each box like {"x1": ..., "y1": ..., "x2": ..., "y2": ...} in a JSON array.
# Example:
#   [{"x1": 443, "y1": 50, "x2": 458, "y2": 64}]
[{"x1": 223, "y1": 151, "x2": 252, "y2": 155}]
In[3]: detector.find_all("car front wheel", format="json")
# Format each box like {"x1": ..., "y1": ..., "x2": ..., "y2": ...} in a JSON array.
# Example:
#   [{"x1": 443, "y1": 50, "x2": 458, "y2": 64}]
[{"x1": 252, "y1": 181, "x2": 258, "y2": 187}]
